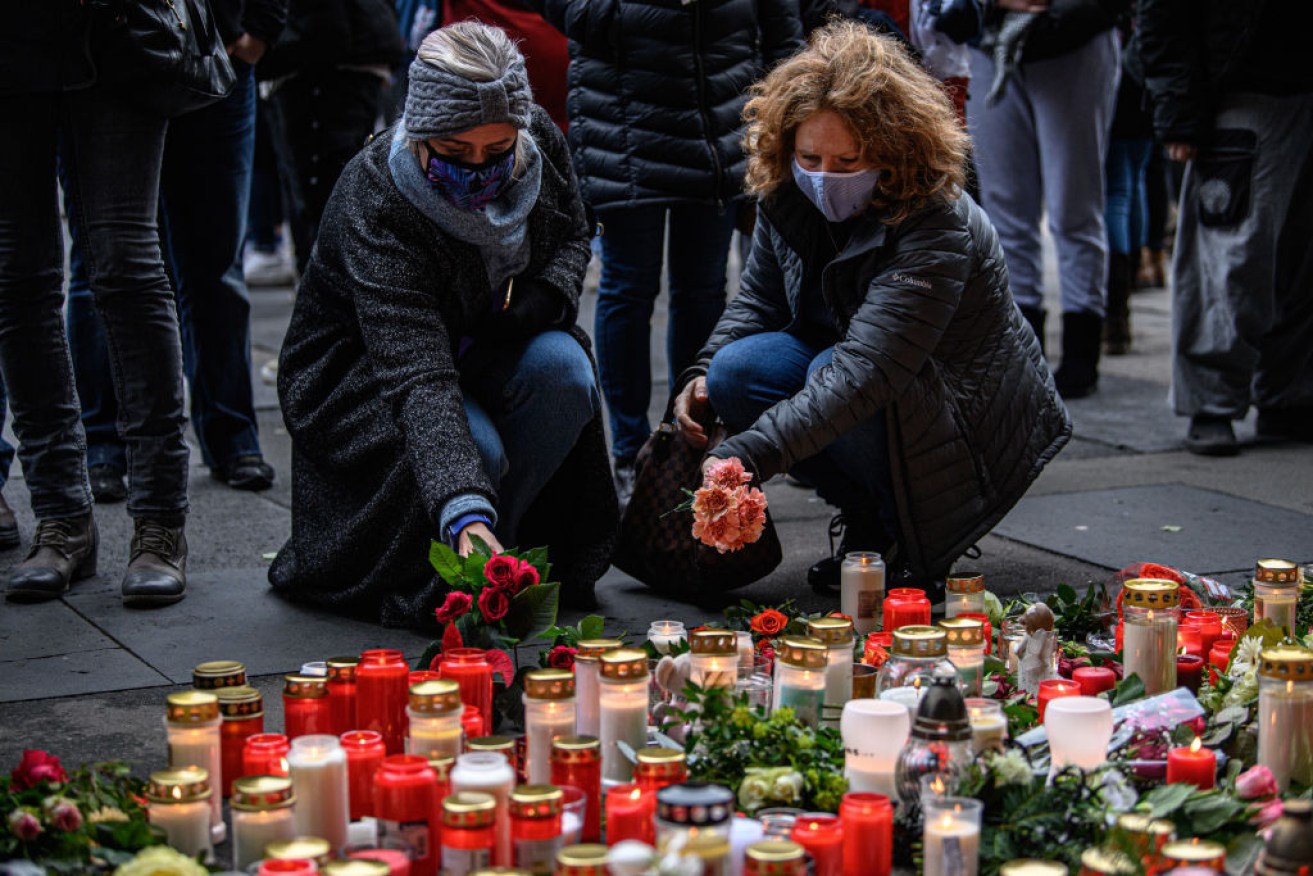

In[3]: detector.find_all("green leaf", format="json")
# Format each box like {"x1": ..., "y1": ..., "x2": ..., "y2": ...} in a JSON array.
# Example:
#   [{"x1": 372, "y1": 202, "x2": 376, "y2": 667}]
[
  {"x1": 1109, "y1": 673, "x2": 1146, "y2": 706},
  {"x1": 429, "y1": 540, "x2": 463, "y2": 583},
  {"x1": 1225, "y1": 831, "x2": 1264, "y2": 876},
  {"x1": 1142, "y1": 783, "x2": 1194, "y2": 818},
  {"x1": 462, "y1": 550, "x2": 489, "y2": 583},
  {"x1": 1183, "y1": 792, "x2": 1244, "y2": 835},
  {"x1": 468, "y1": 534, "x2": 494, "y2": 558},
  {"x1": 520, "y1": 546, "x2": 550, "y2": 570},
  {"x1": 416, "y1": 640, "x2": 443, "y2": 672},
  {"x1": 1057, "y1": 583, "x2": 1077, "y2": 604},
  {"x1": 504, "y1": 582, "x2": 560, "y2": 641},
  {"x1": 579, "y1": 614, "x2": 606, "y2": 639}
]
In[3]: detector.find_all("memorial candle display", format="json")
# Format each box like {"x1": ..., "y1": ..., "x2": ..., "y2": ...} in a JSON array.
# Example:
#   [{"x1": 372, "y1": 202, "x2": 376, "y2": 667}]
[
  {"x1": 606, "y1": 783, "x2": 655, "y2": 846},
  {"x1": 287, "y1": 734, "x2": 350, "y2": 854},
  {"x1": 1044, "y1": 696, "x2": 1113, "y2": 771},
  {"x1": 772, "y1": 637, "x2": 828, "y2": 728},
  {"x1": 790, "y1": 813, "x2": 843, "y2": 876},
  {"x1": 509, "y1": 784, "x2": 565, "y2": 874},
  {"x1": 1185, "y1": 611, "x2": 1223, "y2": 660},
  {"x1": 283, "y1": 674, "x2": 332, "y2": 740},
  {"x1": 440, "y1": 791, "x2": 497, "y2": 876},
  {"x1": 342, "y1": 729, "x2": 387, "y2": 821},
  {"x1": 598, "y1": 649, "x2": 649, "y2": 784},
  {"x1": 923, "y1": 796, "x2": 982, "y2": 876},
  {"x1": 265, "y1": 837, "x2": 333, "y2": 869},
  {"x1": 944, "y1": 573, "x2": 986, "y2": 620},
  {"x1": 654, "y1": 782, "x2": 733, "y2": 847},
  {"x1": 216, "y1": 685, "x2": 263, "y2": 796},
  {"x1": 1161, "y1": 839, "x2": 1226, "y2": 873},
  {"x1": 450, "y1": 751, "x2": 516, "y2": 865},
  {"x1": 555, "y1": 843, "x2": 610, "y2": 876},
  {"x1": 1166, "y1": 737, "x2": 1216, "y2": 790},
  {"x1": 193, "y1": 659, "x2": 247, "y2": 691},
  {"x1": 1035, "y1": 679, "x2": 1080, "y2": 723},
  {"x1": 863, "y1": 632, "x2": 894, "y2": 668},
  {"x1": 941, "y1": 617, "x2": 987, "y2": 697},
  {"x1": 407, "y1": 679, "x2": 464, "y2": 761},
  {"x1": 326, "y1": 656, "x2": 360, "y2": 736},
  {"x1": 243, "y1": 732, "x2": 290, "y2": 778},
  {"x1": 1253, "y1": 559, "x2": 1301, "y2": 636},
  {"x1": 647, "y1": 621, "x2": 687, "y2": 655},
  {"x1": 841, "y1": 551, "x2": 885, "y2": 635},
  {"x1": 438, "y1": 648, "x2": 495, "y2": 740},
  {"x1": 147, "y1": 767, "x2": 213, "y2": 860},
  {"x1": 374, "y1": 754, "x2": 441, "y2": 876},
  {"x1": 551, "y1": 736, "x2": 602, "y2": 843},
  {"x1": 522, "y1": 669, "x2": 577, "y2": 785},
  {"x1": 876, "y1": 626, "x2": 953, "y2": 696},
  {"x1": 840, "y1": 699, "x2": 909, "y2": 798},
  {"x1": 808, "y1": 616, "x2": 856, "y2": 725},
  {"x1": 840, "y1": 792, "x2": 893, "y2": 876},
  {"x1": 690, "y1": 629, "x2": 739, "y2": 690},
  {"x1": 1257, "y1": 645, "x2": 1313, "y2": 792},
  {"x1": 230, "y1": 775, "x2": 298, "y2": 870},
  {"x1": 1121, "y1": 579, "x2": 1179, "y2": 696},
  {"x1": 357, "y1": 649, "x2": 411, "y2": 755},
  {"x1": 883, "y1": 588, "x2": 931, "y2": 632},
  {"x1": 574, "y1": 639, "x2": 621, "y2": 739},
  {"x1": 164, "y1": 690, "x2": 225, "y2": 842}
]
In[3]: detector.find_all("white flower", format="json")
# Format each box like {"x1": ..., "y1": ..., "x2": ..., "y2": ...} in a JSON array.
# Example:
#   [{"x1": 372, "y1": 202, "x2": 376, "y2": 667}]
[
  {"x1": 771, "y1": 771, "x2": 804, "y2": 804},
  {"x1": 1232, "y1": 636, "x2": 1264, "y2": 674},
  {"x1": 738, "y1": 773, "x2": 770, "y2": 811},
  {"x1": 113, "y1": 846, "x2": 209, "y2": 876},
  {"x1": 990, "y1": 749, "x2": 1033, "y2": 788}
]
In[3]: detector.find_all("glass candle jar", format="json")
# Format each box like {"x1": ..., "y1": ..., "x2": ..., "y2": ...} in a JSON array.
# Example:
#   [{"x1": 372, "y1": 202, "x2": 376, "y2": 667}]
[
  {"x1": 165, "y1": 690, "x2": 224, "y2": 843},
  {"x1": 655, "y1": 782, "x2": 733, "y2": 848},
  {"x1": 1184, "y1": 611, "x2": 1223, "y2": 660},
  {"x1": 598, "y1": 649, "x2": 649, "y2": 785},
  {"x1": 647, "y1": 621, "x2": 687, "y2": 655},
  {"x1": 840, "y1": 793, "x2": 893, "y2": 876},
  {"x1": 841, "y1": 552, "x2": 885, "y2": 635},
  {"x1": 408, "y1": 679, "x2": 464, "y2": 761},
  {"x1": 958, "y1": 613, "x2": 993, "y2": 655},
  {"x1": 243, "y1": 732, "x2": 290, "y2": 779},
  {"x1": 193, "y1": 659, "x2": 246, "y2": 691},
  {"x1": 374, "y1": 754, "x2": 441, "y2": 876},
  {"x1": 1257, "y1": 645, "x2": 1313, "y2": 792},
  {"x1": 964, "y1": 698, "x2": 1007, "y2": 754},
  {"x1": 231, "y1": 775, "x2": 297, "y2": 870},
  {"x1": 257, "y1": 857, "x2": 318, "y2": 876},
  {"x1": 1254, "y1": 559, "x2": 1301, "y2": 636},
  {"x1": 999, "y1": 618, "x2": 1027, "y2": 672},
  {"x1": 574, "y1": 639, "x2": 622, "y2": 739},
  {"x1": 510, "y1": 784, "x2": 564, "y2": 874},
  {"x1": 217, "y1": 685, "x2": 263, "y2": 797},
  {"x1": 605, "y1": 783, "x2": 655, "y2": 846},
  {"x1": 882, "y1": 588, "x2": 931, "y2": 632},
  {"x1": 357, "y1": 649, "x2": 411, "y2": 755},
  {"x1": 940, "y1": 617, "x2": 987, "y2": 697},
  {"x1": 147, "y1": 766, "x2": 213, "y2": 860},
  {"x1": 265, "y1": 837, "x2": 333, "y2": 869},
  {"x1": 287, "y1": 734, "x2": 350, "y2": 854},
  {"x1": 744, "y1": 840, "x2": 807, "y2": 876},
  {"x1": 551, "y1": 737, "x2": 602, "y2": 844},
  {"x1": 326, "y1": 656, "x2": 360, "y2": 736},
  {"x1": 1113, "y1": 812, "x2": 1176, "y2": 867},
  {"x1": 1122, "y1": 579, "x2": 1180, "y2": 695},
  {"x1": 772, "y1": 637, "x2": 828, "y2": 728},
  {"x1": 922, "y1": 796, "x2": 982, "y2": 876},
  {"x1": 555, "y1": 843, "x2": 610, "y2": 876},
  {"x1": 524, "y1": 669, "x2": 578, "y2": 786},
  {"x1": 807, "y1": 616, "x2": 855, "y2": 726},
  {"x1": 1161, "y1": 839, "x2": 1226, "y2": 873},
  {"x1": 1079, "y1": 848, "x2": 1137, "y2": 876},
  {"x1": 945, "y1": 573, "x2": 986, "y2": 619},
  {"x1": 690, "y1": 630, "x2": 739, "y2": 691},
  {"x1": 790, "y1": 814, "x2": 843, "y2": 876},
  {"x1": 451, "y1": 751, "x2": 517, "y2": 866},
  {"x1": 324, "y1": 861, "x2": 391, "y2": 876},
  {"x1": 442, "y1": 791, "x2": 498, "y2": 876},
  {"x1": 439, "y1": 649, "x2": 496, "y2": 741},
  {"x1": 894, "y1": 676, "x2": 972, "y2": 805},
  {"x1": 875, "y1": 626, "x2": 954, "y2": 696},
  {"x1": 633, "y1": 747, "x2": 687, "y2": 797},
  {"x1": 284, "y1": 674, "x2": 333, "y2": 740},
  {"x1": 341, "y1": 729, "x2": 387, "y2": 821}
]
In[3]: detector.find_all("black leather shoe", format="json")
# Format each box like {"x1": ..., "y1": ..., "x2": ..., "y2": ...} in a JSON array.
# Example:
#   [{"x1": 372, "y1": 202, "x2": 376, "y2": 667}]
[
  {"x1": 1185, "y1": 415, "x2": 1239, "y2": 457},
  {"x1": 0, "y1": 493, "x2": 19, "y2": 550},
  {"x1": 211, "y1": 455, "x2": 275, "y2": 491},
  {"x1": 121, "y1": 518, "x2": 187, "y2": 607},
  {"x1": 4, "y1": 514, "x2": 98, "y2": 602},
  {"x1": 89, "y1": 463, "x2": 128, "y2": 504}
]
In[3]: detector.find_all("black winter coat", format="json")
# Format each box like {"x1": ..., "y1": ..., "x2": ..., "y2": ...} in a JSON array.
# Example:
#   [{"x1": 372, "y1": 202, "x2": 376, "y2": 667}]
[
  {"x1": 688, "y1": 187, "x2": 1071, "y2": 580},
  {"x1": 260, "y1": 0, "x2": 402, "y2": 80},
  {"x1": 529, "y1": 0, "x2": 802, "y2": 212},
  {"x1": 269, "y1": 106, "x2": 619, "y2": 628}
]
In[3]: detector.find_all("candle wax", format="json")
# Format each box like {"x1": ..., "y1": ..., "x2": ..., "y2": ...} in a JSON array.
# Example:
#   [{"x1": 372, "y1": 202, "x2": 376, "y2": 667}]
[
  {"x1": 923, "y1": 815, "x2": 980, "y2": 876},
  {"x1": 1165, "y1": 743, "x2": 1216, "y2": 790},
  {"x1": 232, "y1": 807, "x2": 297, "y2": 870},
  {"x1": 149, "y1": 799, "x2": 212, "y2": 860}
]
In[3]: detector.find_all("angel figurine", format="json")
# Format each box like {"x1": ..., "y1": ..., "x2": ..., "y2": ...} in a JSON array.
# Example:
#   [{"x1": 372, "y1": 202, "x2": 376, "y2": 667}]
[{"x1": 1014, "y1": 602, "x2": 1058, "y2": 696}]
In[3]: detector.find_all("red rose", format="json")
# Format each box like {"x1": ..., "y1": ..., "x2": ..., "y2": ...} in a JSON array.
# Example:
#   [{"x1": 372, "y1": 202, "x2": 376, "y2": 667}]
[
  {"x1": 512, "y1": 560, "x2": 540, "y2": 595},
  {"x1": 547, "y1": 645, "x2": 577, "y2": 671},
  {"x1": 48, "y1": 800, "x2": 82, "y2": 833},
  {"x1": 435, "y1": 591, "x2": 473, "y2": 624},
  {"x1": 750, "y1": 609, "x2": 789, "y2": 637},
  {"x1": 484, "y1": 554, "x2": 519, "y2": 590},
  {"x1": 10, "y1": 749, "x2": 67, "y2": 791},
  {"x1": 478, "y1": 587, "x2": 510, "y2": 623},
  {"x1": 7, "y1": 810, "x2": 41, "y2": 841}
]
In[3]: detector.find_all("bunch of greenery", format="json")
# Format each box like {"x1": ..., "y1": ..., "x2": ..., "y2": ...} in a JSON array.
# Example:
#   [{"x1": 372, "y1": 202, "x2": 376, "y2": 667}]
[{"x1": 1044, "y1": 581, "x2": 1114, "y2": 642}]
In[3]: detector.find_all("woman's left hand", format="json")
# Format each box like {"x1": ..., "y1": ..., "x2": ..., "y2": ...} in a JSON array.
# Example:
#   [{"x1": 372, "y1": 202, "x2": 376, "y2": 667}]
[{"x1": 457, "y1": 522, "x2": 505, "y2": 557}]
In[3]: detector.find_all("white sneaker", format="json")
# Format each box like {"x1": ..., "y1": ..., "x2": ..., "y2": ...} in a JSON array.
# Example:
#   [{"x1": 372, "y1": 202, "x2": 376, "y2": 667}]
[
  {"x1": 260, "y1": 358, "x2": 279, "y2": 385},
  {"x1": 244, "y1": 247, "x2": 296, "y2": 287}
]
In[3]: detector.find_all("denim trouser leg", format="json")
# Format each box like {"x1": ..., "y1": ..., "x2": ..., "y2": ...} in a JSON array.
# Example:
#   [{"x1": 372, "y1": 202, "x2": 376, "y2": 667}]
[
  {"x1": 160, "y1": 63, "x2": 262, "y2": 470},
  {"x1": 1104, "y1": 139, "x2": 1154, "y2": 256},
  {"x1": 460, "y1": 331, "x2": 599, "y2": 545},
  {"x1": 706, "y1": 332, "x2": 900, "y2": 544}
]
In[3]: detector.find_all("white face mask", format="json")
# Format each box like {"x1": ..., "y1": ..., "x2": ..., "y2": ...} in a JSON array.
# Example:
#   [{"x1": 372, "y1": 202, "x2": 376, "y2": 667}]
[{"x1": 791, "y1": 158, "x2": 880, "y2": 223}]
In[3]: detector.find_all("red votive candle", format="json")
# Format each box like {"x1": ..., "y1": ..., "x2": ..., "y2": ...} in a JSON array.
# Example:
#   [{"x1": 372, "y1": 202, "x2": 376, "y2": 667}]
[
  {"x1": 217, "y1": 686, "x2": 263, "y2": 796},
  {"x1": 605, "y1": 784, "x2": 654, "y2": 846},
  {"x1": 357, "y1": 649, "x2": 411, "y2": 754},
  {"x1": 326, "y1": 656, "x2": 359, "y2": 737},
  {"x1": 1166, "y1": 738, "x2": 1216, "y2": 789},
  {"x1": 1115, "y1": 620, "x2": 1123, "y2": 653},
  {"x1": 1175, "y1": 654, "x2": 1204, "y2": 694},
  {"x1": 509, "y1": 785, "x2": 564, "y2": 873},
  {"x1": 257, "y1": 860, "x2": 316, "y2": 876},
  {"x1": 374, "y1": 754, "x2": 441, "y2": 876},
  {"x1": 1185, "y1": 611, "x2": 1222, "y2": 660},
  {"x1": 342, "y1": 729, "x2": 386, "y2": 821},
  {"x1": 461, "y1": 704, "x2": 486, "y2": 740},
  {"x1": 410, "y1": 670, "x2": 441, "y2": 685},
  {"x1": 791, "y1": 813, "x2": 844, "y2": 876},
  {"x1": 1208, "y1": 639, "x2": 1236, "y2": 685},
  {"x1": 840, "y1": 792, "x2": 892, "y2": 876},
  {"x1": 551, "y1": 737, "x2": 602, "y2": 843},
  {"x1": 242, "y1": 732, "x2": 290, "y2": 778},
  {"x1": 959, "y1": 612, "x2": 993, "y2": 654},
  {"x1": 283, "y1": 674, "x2": 332, "y2": 740},
  {"x1": 882, "y1": 588, "x2": 931, "y2": 632},
  {"x1": 1036, "y1": 678, "x2": 1080, "y2": 722},
  {"x1": 1177, "y1": 621, "x2": 1204, "y2": 658},
  {"x1": 438, "y1": 649, "x2": 495, "y2": 739},
  {"x1": 1072, "y1": 666, "x2": 1117, "y2": 697}
]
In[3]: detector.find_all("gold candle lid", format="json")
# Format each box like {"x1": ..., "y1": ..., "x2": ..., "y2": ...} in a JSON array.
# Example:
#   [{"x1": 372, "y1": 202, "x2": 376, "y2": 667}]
[
  {"x1": 1122, "y1": 578, "x2": 1180, "y2": 608},
  {"x1": 443, "y1": 791, "x2": 497, "y2": 828},
  {"x1": 946, "y1": 572, "x2": 985, "y2": 594},
  {"x1": 1079, "y1": 848, "x2": 1137, "y2": 876},
  {"x1": 471, "y1": 870, "x2": 531, "y2": 876},
  {"x1": 192, "y1": 659, "x2": 246, "y2": 689},
  {"x1": 999, "y1": 861, "x2": 1067, "y2": 876},
  {"x1": 427, "y1": 753, "x2": 457, "y2": 781},
  {"x1": 230, "y1": 775, "x2": 295, "y2": 811},
  {"x1": 524, "y1": 668, "x2": 576, "y2": 700},
  {"x1": 599, "y1": 648, "x2": 649, "y2": 680},
  {"x1": 636, "y1": 746, "x2": 686, "y2": 766},
  {"x1": 266, "y1": 837, "x2": 333, "y2": 863},
  {"x1": 283, "y1": 674, "x2": 329, "y2": 699},
  {"x1": 166, "y1": 690, "x2": 219, "y2": 724},
  {"x1": 807, "y1": 616, "x2": 854, "y2": 646},
  {"x1": 1258, "y1": 646, "x2": 1313, "y2": 681},
  {"x1": 778, "y1": 636, "x2": 827, "y2": 669},
  {"x1": 1116, "y1": 812, "x2": 1176, "y2": 839},
  {"x1": 147, "y1": 766, "x2": 212, "y2": 803},
  {"x1": 939, "y1": 617, "x2": 985, "y2": 648},
  {"x1": 326, "y1": 655, "x2": 360, "y2": 681},
  {"x1": 556, "y1": 843, "x2": 609, "y2": 867},
  {"x1": 468, "y1": 735, "x2": 516, "y2": 754},
  {"x1": 892, "y1": 625, "x2": 948, "y2": 657},
  {"x1": 575, "y1": 638, "x2": 624, "y2": 661},
  {"x1": 322, "y1": 862, "x2": 391, "y2": 876},
  {"x1": 746, "y1": 840, "x2": 807, "y2": 869},
  {"x1": 551, "y1": 735, "x2": 601, "y2": 764},
  {"x1": 1255, "y1": 559, "x2": 1300, "y2": 586},
  {"x1": 509, "y1": 784, "x2": 563, "y2": 819},
  {"x1": 215, "y1": 685, "x2": 263, "y2": 720},
  {"x1": 1162, "y1": 839, "x2": 1227, "y2": 865},
  {"x1": 410, "y1": 678, "x2": 462, "y2": 713},
  {"x1": 690, "y1": 629, "x2": 738, "y2": 656}
]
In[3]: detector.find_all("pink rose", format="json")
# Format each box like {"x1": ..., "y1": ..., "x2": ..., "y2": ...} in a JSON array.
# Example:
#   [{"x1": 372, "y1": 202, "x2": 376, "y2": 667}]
[
  {"x1": 547, "y1": 645, "x2": 577, "y2": 671},
  {"x1": 704, "y1": 457, "x2": 752, "y2": 490},
  {"x1": 478, "y1": 587, "x2": 510, "y2": 623},
  {"x1": 1235, "y1": 764, "x2": 1278, "y2": 800},
  {"x1": 512, "y1": 560, "x2": 540, "y2": 594},
  {"x1": 8, "y1": 810, "x2": 42, "y2": 841},
  {"x1": 435, "y1": 591, "x2": 473, "y2": 624},
  {"x1": 48, "y1": 800, "x2": 82, "y2": 833},
  {"x1": 484, "y1": 555, "x2": 519, "y2": 590},
  {"x1": 10, "y1": 749, "x2": 67, "y2": 790},
  {"x1": 692, "y1": 508, "x2": 743, "y2": 553},
  {"x1": 1252, "y1": 798, "x2": 1285, "y2": 830}
]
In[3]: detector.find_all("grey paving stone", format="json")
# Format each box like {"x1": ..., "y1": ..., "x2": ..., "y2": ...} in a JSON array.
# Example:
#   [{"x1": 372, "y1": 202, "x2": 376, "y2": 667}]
[
  {"x1": 0, "y1": 599, "x2": 119, "y2": 662},
  {"x1": 0, "y1": 647, "x2": 169, "y2": 703}
]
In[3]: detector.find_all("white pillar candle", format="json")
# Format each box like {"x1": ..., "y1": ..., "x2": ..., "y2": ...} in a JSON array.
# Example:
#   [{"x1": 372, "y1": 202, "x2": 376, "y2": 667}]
[
  {"x1": 164, "y1": 691, "x2": 225, "y2": 843},
  {"x1": 575, "y1": 639, "x2": 623, "y2": 740},
  {"x1": 146, "y1": 767, "x2": 213, "y2": 861},
  {"x1": 523, "y1": 670, "x2": 578, "y2": 785},
  {"x1": 841, "y1": 699, "x2": 910, "y2": 801},
  {"x1": 1257, "y1": 647, "x2": 1313, "y2": 791},
  {"x1": 922, "y1": 797, "x2": 982, "y2": 876},
  {"x1": 841, "y1": 552, "x2": 885, "y2": 635},
  {"x1": 647, "y1": 621, "x2": 687, "y2": 655},
  {"x1": 1044, "y1": 696, "x2": 1114, "y2": 772},
  {"x1": 230, "y1": 774, "x2": 297, "y2": 871},
  {"x1": 1123, "y1": 612, "x2": 1177, "y2": 695},
  {"x1": 286, "y1": 734, "x2": 350, "y2": 854},
  {"x1": 964, "y1": 699, "x2": 1007, "y2": 755},
  {"x1": 450, "y1": 752, "x2": 516, "y2": 866},
  {"x1": 598, "y1": 649, "x2": 650, "y2": 785},
  {"x1": 808, "y1": 617, "x2": 856, "y2": 726}
]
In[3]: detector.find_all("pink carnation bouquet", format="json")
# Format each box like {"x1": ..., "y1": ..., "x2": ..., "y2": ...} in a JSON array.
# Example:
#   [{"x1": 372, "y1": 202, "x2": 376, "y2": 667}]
[{"x1": 685, "y1": 457, "x2": 769, "y2": 553}]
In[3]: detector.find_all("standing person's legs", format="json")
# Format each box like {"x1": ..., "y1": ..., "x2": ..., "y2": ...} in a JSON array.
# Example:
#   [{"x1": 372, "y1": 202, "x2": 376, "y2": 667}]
[
  {"x1": 0, "y1": 375, "x2": 17, "y2": 548},
  {"x1": 664, "y1": 204, "x2": 737, "y2": 388},
  {"x1": 1103, "y1": 139, "x2": 1137, "y2": 353}
]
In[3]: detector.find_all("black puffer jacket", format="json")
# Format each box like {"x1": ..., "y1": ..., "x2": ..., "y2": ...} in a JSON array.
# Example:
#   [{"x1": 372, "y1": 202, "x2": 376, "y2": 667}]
[
  {"x1": 686, "y1": 187, "x2": 1072, "y2": 579},
  {"x1": 529, "y1": 0, "x2": 802, "y2": 213}
]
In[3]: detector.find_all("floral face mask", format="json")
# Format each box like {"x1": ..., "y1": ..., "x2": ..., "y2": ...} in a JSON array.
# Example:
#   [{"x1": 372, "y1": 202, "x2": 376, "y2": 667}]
[{"x1": 425, "y1": 141, "x2": 516, "y2": 210}]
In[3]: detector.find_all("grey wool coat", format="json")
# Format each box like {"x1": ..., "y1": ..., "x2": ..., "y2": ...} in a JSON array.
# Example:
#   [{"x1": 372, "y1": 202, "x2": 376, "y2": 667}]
[
  {"x1": 269, "y1": 105, "x2": 619, "y2": 628},
  {"x1": 688, "y1": 185, "x2": 1072, "y2": 580}
]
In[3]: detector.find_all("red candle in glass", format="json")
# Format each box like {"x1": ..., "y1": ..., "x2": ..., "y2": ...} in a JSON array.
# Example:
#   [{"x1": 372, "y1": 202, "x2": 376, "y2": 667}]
[
  {"x1": 1177, "y1": 621, "x2": 1203, "y2": 658},
  {"x1": 349, "y1": 848, "x2": 412, "y2": 876},
  {"x1": 374, "y1": 754, "x2": 441, "y2": 876},
  {"x1": 242, "y1": 732, "x2": 290, "y2": 778},
  {"x1": 604, "y1": 784, "x2": 654, "y2": 846},
  {"x1": 217, "y1": 686, "x2": 263, "y2": 796},
  {"x1": 1072, "y1": 666, "x2": 1117, "y2": 697},
  {"x1": 509, "y1": 785, "x2": 564, "y2": 871},
  {"x1": 959, "y1": 612, "x2": 993, "y2": 655},
  {"x1": 1176, "y1": 654, "x2": 1204, "y2": 694},
  {"x1": 410, "y1": 670, "x2": 441, "y2": 685},
  {"x1": 441, "y1": 792, "x2": 497, "y2": 873},
  {"x1": 342, "y1": 729, "x2": 387, "y2": 821},
  {"x1": 551, "y1": 737, "x2": 602, "y2": 843},
  {"x1": 632, "y1": 748, "x2": 687, "y2": 797},
  {"x1": 358, "y1": 649, "x2": 411, "y2": 754},
  {"x1": 283, "y1": 674, "x2": 332, "y2": 740},
  {"x1": 840, "y1": 793, "x2": 892, "y2": 876},
  {"x1": 326, "y1": 656, "x2": 359, "y2": 736},
  {"x1": 791, "y1": 813, "x2": 844, "y2": 876},
  {"x1": 882, "y1": 588, "x2": 931, "y2": 632},
  {"x1": 1036, "y1": 678, "x2": 1080, "y2": 722},
  {"x1": 1208, "y1": 639, "x2": 1236, "y2": 685},
  {"x1": 1166, "y1": 738, "x2": 1216, "y2": 789},
  {"x1": 460, "y1": 704, "x2": 486, "y2": 740},
  {"x1": 1185, "y1": 611, "x2": 1222, "y2": 660},
  {"x1": 438, "y1": 649, "x2": 495, "y2": 738}
]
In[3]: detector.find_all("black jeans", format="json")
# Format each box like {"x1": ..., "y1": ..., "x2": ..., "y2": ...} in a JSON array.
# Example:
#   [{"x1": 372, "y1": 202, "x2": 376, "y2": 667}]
[{"x1": 0, "y1": 87, "x2": 189, "y2": 520}]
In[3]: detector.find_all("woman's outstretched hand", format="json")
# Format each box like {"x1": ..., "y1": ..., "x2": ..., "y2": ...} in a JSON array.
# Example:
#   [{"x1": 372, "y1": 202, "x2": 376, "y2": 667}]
[
  {"x1": 457, "y1": 521, "x2": 505, "y2": 557},
  {"x1": 674, "y1": 376, "x2": 712, "y2": 449}
]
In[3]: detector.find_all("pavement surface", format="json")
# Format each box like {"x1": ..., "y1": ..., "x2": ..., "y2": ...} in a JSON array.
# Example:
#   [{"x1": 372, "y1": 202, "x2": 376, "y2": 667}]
[{"x1": 1, "y1": 227, "x2": 1310, "y2": 833}]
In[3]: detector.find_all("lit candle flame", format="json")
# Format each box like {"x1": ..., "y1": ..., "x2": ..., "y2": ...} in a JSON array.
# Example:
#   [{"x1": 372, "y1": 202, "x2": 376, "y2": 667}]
[
  {"x1": 1190, "y1": 737, "x2": 1202, "y2": 754},
  {"x1": 930, "y1": 776, "x2": 945, "y2": 794}
]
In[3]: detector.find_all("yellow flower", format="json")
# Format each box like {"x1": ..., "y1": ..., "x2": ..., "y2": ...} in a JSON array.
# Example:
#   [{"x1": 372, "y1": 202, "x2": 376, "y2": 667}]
[
  {"x1": 87, "y1": 806, "x2": 131, "y2": 824},
  {"x1": 114, "y1": 845, "x2": 209, "y2": 876}
]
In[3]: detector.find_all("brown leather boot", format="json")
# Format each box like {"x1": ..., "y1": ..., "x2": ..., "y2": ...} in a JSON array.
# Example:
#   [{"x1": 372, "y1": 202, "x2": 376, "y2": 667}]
[
  {"x1": 121, "y1": 518, "x2": 187, "y2": 607},
  {"x1": 4, "y1": 514, "x2": 98, "y2": 601},
  {"x1": 0, "y1": 492, "x2": 18, "y2": 549}
]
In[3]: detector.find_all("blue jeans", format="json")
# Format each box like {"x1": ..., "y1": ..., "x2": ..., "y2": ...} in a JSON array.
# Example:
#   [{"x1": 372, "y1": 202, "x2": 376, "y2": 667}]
[
  {"x1": 460, "y1": 331, "x2": 599, "y2": 545},
  {"x1": 1104, "y1": 138, "x2": 1153, "y2": 256},
  {"x1": 706, "y1": 331, "x2": 900, "y2": 544},
  {"x1": 595, "y1": 204, "x2": 737, "y2": 461},
  {"x1": 0, "y1": 87, "x2": 188, "y2": 519},
  {"x1": 66, "y1": 64, "x2": 262, "y2": 473}
]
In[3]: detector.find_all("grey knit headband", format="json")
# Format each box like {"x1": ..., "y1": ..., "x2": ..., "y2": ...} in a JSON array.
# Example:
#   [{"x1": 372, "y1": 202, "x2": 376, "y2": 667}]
[{"x1": 404, "y1": 56, "x2": 532, "y2": 140}]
